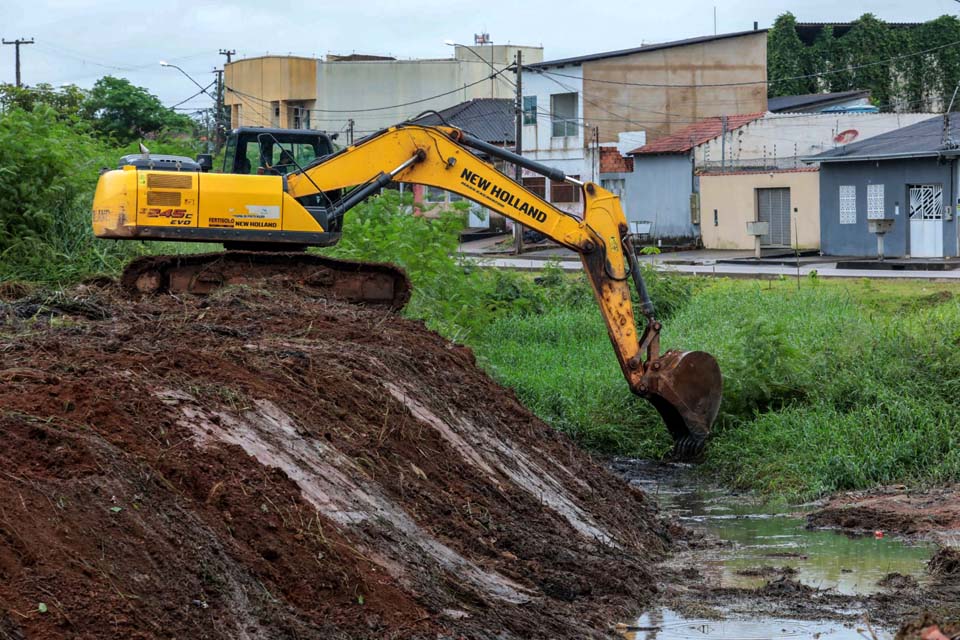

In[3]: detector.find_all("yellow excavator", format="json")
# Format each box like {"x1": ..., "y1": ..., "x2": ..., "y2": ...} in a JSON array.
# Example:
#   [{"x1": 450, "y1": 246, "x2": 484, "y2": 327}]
[{"x1": 92, "y1": 123, "x2": 723, "y2": 456}]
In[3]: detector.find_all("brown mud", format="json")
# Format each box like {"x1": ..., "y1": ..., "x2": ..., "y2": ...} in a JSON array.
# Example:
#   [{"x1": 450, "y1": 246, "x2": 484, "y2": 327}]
[
  {"x1": 809, "y1": 486, "x2": 960, "y2": 535},
  {"x1": 0, "y1": 282, "x2": 671, "y2": 639}
]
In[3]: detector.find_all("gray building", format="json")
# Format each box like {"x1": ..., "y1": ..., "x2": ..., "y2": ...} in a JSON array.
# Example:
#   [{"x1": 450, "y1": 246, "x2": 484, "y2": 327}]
[
  {"x1": 809, "y1": 116, "x2": 960, "y2": 258},
  {"x1": 611, "y1": 114, "x2": 762, "y2": 243}
]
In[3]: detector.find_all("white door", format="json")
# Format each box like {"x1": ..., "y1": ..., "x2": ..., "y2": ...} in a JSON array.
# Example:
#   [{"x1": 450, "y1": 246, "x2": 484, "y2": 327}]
[{"x1": 909, "y1": 184, "x2": 944, "y2": 258}]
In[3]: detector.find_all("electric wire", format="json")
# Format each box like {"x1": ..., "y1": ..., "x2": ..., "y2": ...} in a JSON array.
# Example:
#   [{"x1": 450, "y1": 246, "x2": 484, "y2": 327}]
[{"x1": 535, "y1": 37, "x2": 960, "y2": 89}]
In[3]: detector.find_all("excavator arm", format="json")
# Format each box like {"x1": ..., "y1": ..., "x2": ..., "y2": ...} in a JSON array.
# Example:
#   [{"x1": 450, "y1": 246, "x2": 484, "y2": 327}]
[{"x1": 283, "y1": 125, "x2": 722, "y2": 454}]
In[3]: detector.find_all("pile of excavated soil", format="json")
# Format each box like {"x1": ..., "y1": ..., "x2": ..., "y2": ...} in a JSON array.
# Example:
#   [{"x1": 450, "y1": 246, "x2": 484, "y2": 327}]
[
  {"x1": 0, "y1": 282, "x2": 671, "y2": 639},
  {"x1": 808, "y1": 486, "x2": 960, "y2": 535}
]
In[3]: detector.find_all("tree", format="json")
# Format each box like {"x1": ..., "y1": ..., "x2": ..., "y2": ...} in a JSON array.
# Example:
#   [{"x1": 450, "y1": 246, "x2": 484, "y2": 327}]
[
  {"x1": 82, "y1": 76, "x2": 193, "y2": 144},
  {"x1": 767, "y1": 13, "x2": 813, "y2": 97},
  {"x1": 0, "y1": 83, "x2": 86, "y2": 119},
  {"x1": 841, "y1": 14, "x2": 895, "y2": 108}
]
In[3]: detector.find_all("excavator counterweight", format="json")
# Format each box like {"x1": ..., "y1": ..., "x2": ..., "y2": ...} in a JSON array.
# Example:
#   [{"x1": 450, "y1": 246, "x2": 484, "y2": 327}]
[{"x1": 92, "y1": 123, "x2": 722, "y2": 457}]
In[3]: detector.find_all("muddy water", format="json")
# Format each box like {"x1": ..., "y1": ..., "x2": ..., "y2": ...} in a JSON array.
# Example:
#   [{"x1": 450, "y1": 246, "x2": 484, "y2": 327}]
[{"x1": 611, "y1": 460, "x2": 937, "y2": 640}]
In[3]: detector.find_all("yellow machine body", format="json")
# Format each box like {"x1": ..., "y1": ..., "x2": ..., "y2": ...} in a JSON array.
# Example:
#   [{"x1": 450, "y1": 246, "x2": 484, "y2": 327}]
[{"x1": 93, "y1": 167, "x2": 332, "y2": 246}]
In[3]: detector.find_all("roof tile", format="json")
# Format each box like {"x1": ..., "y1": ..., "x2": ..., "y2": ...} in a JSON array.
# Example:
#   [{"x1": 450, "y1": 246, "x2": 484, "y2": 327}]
[{"x1": 629, "y1": 113, "x2": 764, "y2": 155}]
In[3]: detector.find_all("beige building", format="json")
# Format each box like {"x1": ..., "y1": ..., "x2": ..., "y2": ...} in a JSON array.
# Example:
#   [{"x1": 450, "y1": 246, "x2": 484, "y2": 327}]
[
  {"x1": 699, "y1": 168, "x2": 820, "y2": 250},
  {"x1": 223, "y1": 45, "x2": 543, "y2": 136}
]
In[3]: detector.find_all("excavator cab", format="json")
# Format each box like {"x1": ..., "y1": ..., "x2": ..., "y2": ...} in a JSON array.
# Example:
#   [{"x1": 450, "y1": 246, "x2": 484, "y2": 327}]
[
  {"x1": 221, "y1": 127, "x2": 345, "y2": 234},
  {"x1": 222, "y1": 127, "x2": 337, "y2": 175}
]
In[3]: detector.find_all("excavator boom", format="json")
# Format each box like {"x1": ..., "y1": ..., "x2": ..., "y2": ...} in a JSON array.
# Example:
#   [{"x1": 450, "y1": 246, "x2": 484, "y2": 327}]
[{"x1": 92, "y1": 123, "x2": 722, "y2": 455}]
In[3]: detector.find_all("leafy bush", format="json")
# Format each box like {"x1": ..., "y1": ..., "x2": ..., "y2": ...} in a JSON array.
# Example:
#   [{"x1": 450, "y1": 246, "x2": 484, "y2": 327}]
[
  {"x1": 326, "y1": 191, "x2": 596, "y2": 340},
  {"x1": 0, "y1": 106, "x2": 203, "y2": 282}
]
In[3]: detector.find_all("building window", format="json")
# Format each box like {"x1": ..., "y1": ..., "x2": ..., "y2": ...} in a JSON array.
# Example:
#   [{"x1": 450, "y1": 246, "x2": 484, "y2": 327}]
[
  {"x1": 522, "y1": 96, "x2": 537, "y2": 125},
  {"x1": 425, "y1": 186, "x2": 447, "y2": 203},
  {"x1": 550, "y1": 92, "x2": 578, "y2": 138},
  {"x1": 550, "y1": 175, "x2": 581, "y2": 203},
  {"x1": 601, "y1": 179, "x2": 626, "y2": 209},
  {"x1": 601, "y1": 178, "x2": 625, "y2": 198},
  {"x1": 866, "y1": 184, "x2": 885, "y2": 220},
  {"x1": 292, "y1": 106, "x2": 310, "y2": 130},
  {"x1": 839, "y1": 185, "x2": 856, "y2": 224},
  {"x1": 909, "y1": 184, "x2": 944, "y2": 220},
  {"x1": 522, "y1": 176, "x2": 546, "y2": 199}
]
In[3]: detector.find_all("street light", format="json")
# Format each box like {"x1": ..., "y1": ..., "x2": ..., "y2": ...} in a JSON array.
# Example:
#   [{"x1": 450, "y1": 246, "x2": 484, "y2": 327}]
[{"x1": 160, "y1": 60, "x2": 215, "y2": 98}]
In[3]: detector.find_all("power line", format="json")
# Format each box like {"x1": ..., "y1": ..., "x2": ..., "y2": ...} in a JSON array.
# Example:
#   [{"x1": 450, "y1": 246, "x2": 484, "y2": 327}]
[
  {"x1": 226, "y1": 67, "x2": 511, "y2": 114},
  {"x1": 168, "y1": 81, "x2": 217, "y2": 109},
  {"x1": 536, "y1": 38, "x2": 960, "y2": 89}
]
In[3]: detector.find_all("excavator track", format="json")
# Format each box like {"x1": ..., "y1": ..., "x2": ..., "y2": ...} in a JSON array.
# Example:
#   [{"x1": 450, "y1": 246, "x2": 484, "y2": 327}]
[{"x1": 121, "y1": 251, "x2": 411, "y2": 309}]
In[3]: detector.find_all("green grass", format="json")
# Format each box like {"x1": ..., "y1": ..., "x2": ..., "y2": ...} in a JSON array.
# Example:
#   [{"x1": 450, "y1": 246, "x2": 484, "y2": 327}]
[{"x1": 472, "y1": 277, "x2": 960, "y2": 500}]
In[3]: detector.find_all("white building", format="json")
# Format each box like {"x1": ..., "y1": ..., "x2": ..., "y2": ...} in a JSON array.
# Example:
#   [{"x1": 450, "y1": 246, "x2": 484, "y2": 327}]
[{"x1": 224, "y1": 45, "x2": 544, "y2": 137}]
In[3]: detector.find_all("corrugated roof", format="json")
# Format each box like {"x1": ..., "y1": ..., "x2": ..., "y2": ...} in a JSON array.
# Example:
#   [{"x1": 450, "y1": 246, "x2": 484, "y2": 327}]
[
  {"x1": 808, "y1": 115, "x2": 960, "y2": 162},
  {"x1": 698, "y1": 167, "x2": 819, "y2": 176},
  {"x1": 411, "y1": 98, "x2": 515, "y2": 144},
  {"x1": 629, "y1": 113, "x2": 764, "y2": 155},
  {"x1": 768, "y1": 90, "x2": 870, "y2": 113},
  {"x1": 526, "y1": 29, "x2": 766, "y2": 69}
]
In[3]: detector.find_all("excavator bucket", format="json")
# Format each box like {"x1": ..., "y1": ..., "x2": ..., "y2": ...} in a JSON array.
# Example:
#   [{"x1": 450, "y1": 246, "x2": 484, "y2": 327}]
[{"x1": 641, "y1": 350, "x2": 723, "y2": 459}]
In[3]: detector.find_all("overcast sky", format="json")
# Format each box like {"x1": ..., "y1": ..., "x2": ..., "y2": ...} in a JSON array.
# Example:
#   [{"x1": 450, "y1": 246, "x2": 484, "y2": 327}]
[{"x1": 4, "y1": 0, "x2": 959, "y2": 111}]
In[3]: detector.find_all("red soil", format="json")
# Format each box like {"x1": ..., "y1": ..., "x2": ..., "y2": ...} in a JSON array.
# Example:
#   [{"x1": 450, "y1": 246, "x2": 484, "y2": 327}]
[{"x1": 0, "y1": 283, "x2": 670, "y2": 639}]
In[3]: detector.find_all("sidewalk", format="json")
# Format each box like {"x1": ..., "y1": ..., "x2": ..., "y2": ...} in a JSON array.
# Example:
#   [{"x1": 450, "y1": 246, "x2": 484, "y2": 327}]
[{"x1": 458, "y1": 239, "x2": 960, "y2": 281}]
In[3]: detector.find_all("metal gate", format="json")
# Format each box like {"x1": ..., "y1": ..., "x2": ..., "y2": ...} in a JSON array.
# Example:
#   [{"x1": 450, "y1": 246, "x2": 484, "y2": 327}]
[
  {"x1": 909, "y1": 184, "x2": 943, "y2": 258},
  {"x1": 757, "y1": 188, "x2": 791, "y2": 247}
]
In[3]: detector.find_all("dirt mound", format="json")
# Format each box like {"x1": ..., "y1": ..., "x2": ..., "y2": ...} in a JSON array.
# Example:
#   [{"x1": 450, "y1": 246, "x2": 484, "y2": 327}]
[
  {"x1": 896, "y1": 612, "x2": 960, "y2": 640},
  {"x1": 0, "y1": 283, "x2": 670, "y2": 639},
  {"x1": 808, "y1": 487, "x2": 960, "y2": 535},
  {"x1": 928, "y1": 547, "x2": 960, "y2": 579},
  {"x1": 879, "y1": 573, "x2": 920, "y2": 591}
]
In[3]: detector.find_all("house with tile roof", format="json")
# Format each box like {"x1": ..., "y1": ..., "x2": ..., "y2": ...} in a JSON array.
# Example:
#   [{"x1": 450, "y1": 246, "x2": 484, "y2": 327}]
[{"x1": 612, "y1": 109, "x2": 936, "y2": 248}]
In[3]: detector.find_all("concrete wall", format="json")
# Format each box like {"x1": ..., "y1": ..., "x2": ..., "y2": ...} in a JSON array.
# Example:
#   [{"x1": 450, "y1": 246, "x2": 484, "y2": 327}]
[
  {"x1": 697, "y1": 112, "x2": 937, "y2": 170},
  {"x1": 582, "y1": 31, "x2": 768, "y2": 143},
  {"x1": 626, "y1": 154, "x2": 697, "y2": 241},
  {"x1": 700, "y1": 169, "x2": 820, "y2": 250},
  {"x1": 224, "y1": 46, "x2": 543, "y2": 133},
  {"x1": 225, "y1": 56, "x2": 318, "y2": 128},
  {"x1": 314, "y1": 45, "x2": 542, "y2": 135},
  {"x1": 819, "y1": 158, "x2": 959, "y2": 257}
]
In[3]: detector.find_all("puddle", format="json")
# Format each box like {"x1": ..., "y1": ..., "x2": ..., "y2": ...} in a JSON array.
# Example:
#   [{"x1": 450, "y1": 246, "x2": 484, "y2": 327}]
[
  {"x1": 621, "y1": 609, "x2": 885, "y2": 639},
  {"x1": 618, "y1": 460, "x2": 935, "y2": 596},
  {"x1": 611, "y1": 460, "x2": 937, "y2": 639}
]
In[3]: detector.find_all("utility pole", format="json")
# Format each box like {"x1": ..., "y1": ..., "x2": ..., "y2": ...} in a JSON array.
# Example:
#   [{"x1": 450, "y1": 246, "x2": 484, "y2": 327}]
[
  {"x1": 347, "y1": 119, "x2": 355, "y2": 145},
  {"x1": 3, "y1": 38, "x2": 34, "y2": 87},
  {"x1": 213, "y1": 67, "x2": 226, "y2": 150},
  {"x1": 215, "y1": 50, "x2": 235, "y2": 151},
  {"x1": 513, "y1": 49, "x2": 524, "y2": 254}
]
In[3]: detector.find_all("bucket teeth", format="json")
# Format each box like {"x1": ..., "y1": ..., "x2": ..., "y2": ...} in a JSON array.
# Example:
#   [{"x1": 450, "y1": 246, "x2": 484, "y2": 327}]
[{"x1": 638, "y1": 350, "x2": 723, "y2": 460}]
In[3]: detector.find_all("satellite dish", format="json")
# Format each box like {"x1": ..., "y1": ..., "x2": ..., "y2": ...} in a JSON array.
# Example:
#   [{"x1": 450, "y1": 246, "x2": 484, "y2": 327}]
[{"x1": 834, "y1": 129, "x2": 859, "y2": 144}]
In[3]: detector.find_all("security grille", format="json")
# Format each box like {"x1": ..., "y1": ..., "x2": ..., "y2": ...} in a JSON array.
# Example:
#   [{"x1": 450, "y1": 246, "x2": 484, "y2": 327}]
[
  {"x1": 146, "y1": 191, "x2": 182, "y2": 206},
  {"x1": 839, "y1": 185, "x2": 856, "y2": 224},
  {"x1": 147, "y1": 174, "x2": 193, "y2": 189},
  {"x1": 757, "y1": 188, "x2": 791, "y2": 246},
  {"x1": 867, "y1": 184, "x2": 885, "y2": 220},
  {"x1": 909, "y1": 185, "x2": 943, "y2": 220}
]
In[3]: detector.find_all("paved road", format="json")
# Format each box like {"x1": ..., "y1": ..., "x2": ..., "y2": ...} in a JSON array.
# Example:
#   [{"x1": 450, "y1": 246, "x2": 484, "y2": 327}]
[{"x1": 468, "y1": 255, "x2": 960, "y2": 280}]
